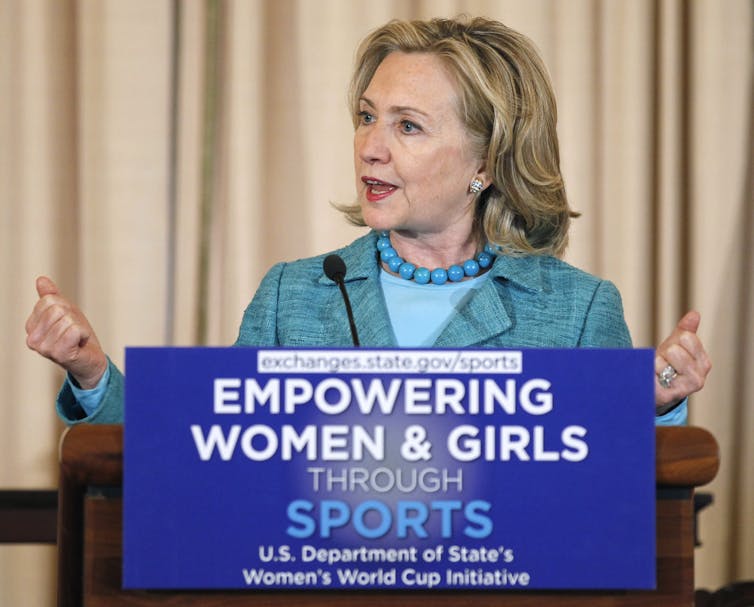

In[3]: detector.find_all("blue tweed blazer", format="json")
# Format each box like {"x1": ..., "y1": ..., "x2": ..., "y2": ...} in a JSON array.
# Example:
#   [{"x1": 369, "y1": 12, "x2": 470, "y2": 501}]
[
  {"x1": 236, "y1": 231, "x2": 631, "y2": 349},
  {"x1": 57, "y1": 231, "x2": 630, "y2": 424}
]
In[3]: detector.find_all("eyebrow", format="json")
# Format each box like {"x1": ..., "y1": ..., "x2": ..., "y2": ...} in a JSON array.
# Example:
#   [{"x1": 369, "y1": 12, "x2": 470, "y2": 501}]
[{"x1": 359, "y1": 96, "x2": 431, "y2": 119}]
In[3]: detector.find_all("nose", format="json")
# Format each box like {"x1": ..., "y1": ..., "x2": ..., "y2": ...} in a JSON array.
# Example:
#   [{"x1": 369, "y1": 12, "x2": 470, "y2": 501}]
[{"x1": 355, "y1": 125, "x2": 390, "y2": 164}]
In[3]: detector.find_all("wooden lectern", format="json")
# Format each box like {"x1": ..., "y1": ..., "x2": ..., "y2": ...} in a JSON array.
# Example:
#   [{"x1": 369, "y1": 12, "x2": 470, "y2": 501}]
[{"x1": 58, "y1": 424, "x2": 719, "y2": 607}]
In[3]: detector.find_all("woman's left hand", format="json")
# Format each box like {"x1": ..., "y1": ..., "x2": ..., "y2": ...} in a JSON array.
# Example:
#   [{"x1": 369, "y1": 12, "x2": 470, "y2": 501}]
[{"x1": 655, "y1": 310, "x2": 712, "y2": 414}]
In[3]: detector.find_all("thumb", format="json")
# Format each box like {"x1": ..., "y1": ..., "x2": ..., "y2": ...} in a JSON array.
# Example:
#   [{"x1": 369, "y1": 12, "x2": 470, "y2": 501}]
[
  {"x1": 676, "y1": 310, "x2": 701, "y2": 333},
  {"x1": 36, "y1": 276, "x2": 60, "y2": 298}
]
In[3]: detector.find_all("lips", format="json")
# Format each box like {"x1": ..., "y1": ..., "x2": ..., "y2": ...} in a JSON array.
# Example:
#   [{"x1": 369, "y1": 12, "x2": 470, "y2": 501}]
[{"x1": 362, "y1": 177, "x2": 398, "y2": 202}]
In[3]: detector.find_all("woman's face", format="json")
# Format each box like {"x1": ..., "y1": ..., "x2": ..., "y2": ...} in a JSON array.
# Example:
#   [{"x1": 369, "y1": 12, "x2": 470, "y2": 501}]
[{"x1": 353, "y1": 52, "x2": 485, "y2": 240}]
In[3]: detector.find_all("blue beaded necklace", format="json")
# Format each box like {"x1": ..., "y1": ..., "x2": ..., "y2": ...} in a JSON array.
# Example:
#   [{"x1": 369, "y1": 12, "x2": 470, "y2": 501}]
[{"x1": 376, "y1": 231, "x2": 496, "y2": 285}]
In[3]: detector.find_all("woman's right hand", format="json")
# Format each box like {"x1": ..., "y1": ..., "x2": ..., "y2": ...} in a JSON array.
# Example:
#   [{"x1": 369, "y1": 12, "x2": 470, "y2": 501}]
[{"x1": 25, "y1": 276, "x2": 108, "y2": 389}]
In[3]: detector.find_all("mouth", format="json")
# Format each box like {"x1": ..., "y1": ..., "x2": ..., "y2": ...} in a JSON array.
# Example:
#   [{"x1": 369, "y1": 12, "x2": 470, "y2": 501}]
[{"x1": 362, "y1": 177, "x2": 398, "y2": 202}]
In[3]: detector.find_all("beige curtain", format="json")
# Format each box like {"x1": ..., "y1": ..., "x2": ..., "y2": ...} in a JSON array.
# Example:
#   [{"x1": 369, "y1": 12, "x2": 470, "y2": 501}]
[{"x1": 1, "y1": 0, "x2": 750, "y2": 603}]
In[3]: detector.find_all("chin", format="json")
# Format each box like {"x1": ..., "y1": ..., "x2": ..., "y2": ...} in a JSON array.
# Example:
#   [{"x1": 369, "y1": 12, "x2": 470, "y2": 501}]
[
  {"x1": 366, "y1": 224, "x2": 390, "y2": 234},
  {"x1": 361, "y1": 212, "x2": 394, "y2": 233}
]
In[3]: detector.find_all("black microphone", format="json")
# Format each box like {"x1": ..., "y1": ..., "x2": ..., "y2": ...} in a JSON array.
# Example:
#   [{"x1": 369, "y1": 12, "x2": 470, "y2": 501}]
[{"x1": 323, "y1": 254, "x2": 360, "y2": 346}]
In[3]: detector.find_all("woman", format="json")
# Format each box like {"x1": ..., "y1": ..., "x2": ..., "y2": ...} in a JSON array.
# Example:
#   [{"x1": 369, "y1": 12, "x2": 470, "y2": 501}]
[{"x1": 25, "y1": 16, "x2": 710, "y2": 426}]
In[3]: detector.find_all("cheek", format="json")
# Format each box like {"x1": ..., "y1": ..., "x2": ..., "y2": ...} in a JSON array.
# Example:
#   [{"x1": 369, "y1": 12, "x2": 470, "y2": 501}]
[
  {"x1": 352, "y1": 136, "x2": 360, "y2": 169},
  {"x1": 420, "y1": 150, "x2": 471, "y2": 193},
  {"x1": 406, "y1": 147, "x2": 454, "y2": 185}
]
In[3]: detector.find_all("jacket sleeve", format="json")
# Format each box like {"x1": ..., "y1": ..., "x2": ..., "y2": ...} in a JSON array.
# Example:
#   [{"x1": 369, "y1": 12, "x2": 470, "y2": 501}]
[
  {"x1": 56, "y1": 358, "x2": 125, "y2": 425},
  {"x1": 234, "y1": 262, "x2": 285, "y2": 346},
  {"x1": 577, "y1": 279, "x2": 633, "y2": 347}
]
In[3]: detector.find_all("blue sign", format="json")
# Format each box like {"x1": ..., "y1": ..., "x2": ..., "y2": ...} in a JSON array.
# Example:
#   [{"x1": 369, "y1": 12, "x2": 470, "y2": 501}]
[{"x1": 123, "y1": 348, "x2": 656, "y2": 590}]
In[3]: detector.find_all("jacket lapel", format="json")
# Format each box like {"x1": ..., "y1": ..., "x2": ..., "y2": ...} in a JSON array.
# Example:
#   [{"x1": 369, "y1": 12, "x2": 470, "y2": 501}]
[
  {"x1": 433, "y1": 278, "x2": 512, "y2": 347},
  {"x1": 434, "y1": 254, "x2": 545, "y2": 348}
]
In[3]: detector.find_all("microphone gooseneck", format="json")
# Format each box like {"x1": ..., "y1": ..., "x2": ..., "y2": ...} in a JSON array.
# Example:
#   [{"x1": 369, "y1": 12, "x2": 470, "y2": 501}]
[{"x1": 323, "y1": 254, "x2": 360, "y2": 347}]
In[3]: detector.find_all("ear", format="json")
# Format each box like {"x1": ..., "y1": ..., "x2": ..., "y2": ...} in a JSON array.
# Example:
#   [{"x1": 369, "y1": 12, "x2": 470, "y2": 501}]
[{"x1": 474, "y1": 159, "x2": 491, "y2": 190}]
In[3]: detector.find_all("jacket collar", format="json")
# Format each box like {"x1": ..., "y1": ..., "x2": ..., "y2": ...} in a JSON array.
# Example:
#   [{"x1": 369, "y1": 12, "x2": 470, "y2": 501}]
[{"x1": 487, "y1": 252, "x2": 546, "y2": 293}]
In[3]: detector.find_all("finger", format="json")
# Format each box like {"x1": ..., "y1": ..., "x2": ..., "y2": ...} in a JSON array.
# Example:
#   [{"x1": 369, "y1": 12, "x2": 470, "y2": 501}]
[
  {"x1": 26, "y1": 301, "x2": 65, "y2": 347},
  {"x1": 671, "y1": 328, "x2": 712, "y2": 380},
  {"x1": 35, "y1": 314, "x2": 90, "y2": 365},
  {"x1": 36, "y1": 276, "x2": 60, "y2": 298},
  {"x1": 26, "y1": 295, "x2": 73, "y2": 343},
  {"x1": 655, "y1": 370, "x2": 687, "y2": 408},
  {"x1": 669, "y1": 342, "x2": 711, "y2": 391},
  {"x1": 25, "y1": 290, "x2": 73, "y2": 336},
  {"x1": 655, "y1": 349, "x2": 684, "y2": 396},
  {"x1": 658, "y1": 343, "x2": 708, "y2": 400},
  {"x1": 55, "y1": 320, "x2": 91, "y2": 360},
  {"x1": 26, "y1": 301, "x2": 90, "y2": 356},
  {"x1": 29, "y1": 312, "x2": 74, "y2": 359},
  {"x1": 656, "y1": 310, "x2": 704, "y2": 365},
  {"x1": 27, "y1": 305, "x2": 70, "y2": 352},
  {"x1": 25, "y1": 298, "x2": 57, "y2": 336},
  {"x1": 677, "y1": 331, "x2": 710, "y2": 367},
  {"x1": 676, "y1": 310, "x2": 701, "y2": 334},
  {"x1": 663, "y1": 343, "x2": 695, "y2": 378},
  {"x1": 32, "y1": 313, "x2": 75, "y2": 359},
  {"x1": 654, "y1": 352, "x2": 673, "y2": 375}
]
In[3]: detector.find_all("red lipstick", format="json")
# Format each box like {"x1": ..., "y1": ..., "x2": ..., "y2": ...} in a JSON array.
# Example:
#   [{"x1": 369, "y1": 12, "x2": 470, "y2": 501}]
[{"x1": 362, "y1": 177, "x2": 397, "y2": 202}]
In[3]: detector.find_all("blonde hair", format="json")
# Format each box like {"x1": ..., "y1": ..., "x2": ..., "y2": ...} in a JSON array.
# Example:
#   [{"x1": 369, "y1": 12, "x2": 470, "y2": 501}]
[{"x1": 341, "y1": 16, "x2": 576, "y2": 257}]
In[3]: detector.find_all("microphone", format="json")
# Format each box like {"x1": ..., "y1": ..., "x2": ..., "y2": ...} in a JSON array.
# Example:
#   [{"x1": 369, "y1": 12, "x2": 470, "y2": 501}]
[{"x1": 323, "y1": 254, "x2": 360, "y2": 346}]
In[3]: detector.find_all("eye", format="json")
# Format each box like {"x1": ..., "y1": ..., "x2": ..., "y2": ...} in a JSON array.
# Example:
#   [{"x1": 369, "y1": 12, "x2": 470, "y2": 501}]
[
  {"x1": 400, "y1": 120, "x2": 422, "y2": 134},
  {"x1": 357, "y1": 111, "x2": 375, "y2": 125}
]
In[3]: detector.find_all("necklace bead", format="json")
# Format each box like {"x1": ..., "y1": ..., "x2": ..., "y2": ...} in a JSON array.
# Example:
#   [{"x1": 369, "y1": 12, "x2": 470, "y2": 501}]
[
  {"x1": 414, "y1": 267, "x2": 431, "y2": 284},
  {"x1": 377, "y1": 231, "x2": 496, "y2": 284}
]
